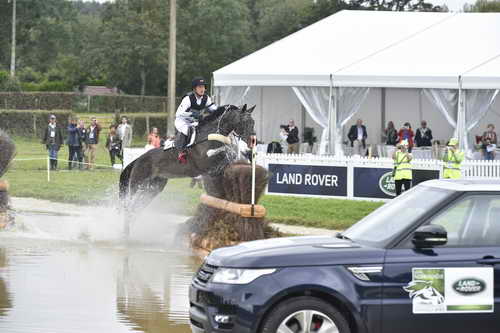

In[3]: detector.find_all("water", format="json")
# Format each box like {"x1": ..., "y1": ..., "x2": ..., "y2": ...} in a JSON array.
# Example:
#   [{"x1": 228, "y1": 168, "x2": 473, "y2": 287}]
[{"x1": 0, "y1": 210, "x2": 200, "y2": 333}]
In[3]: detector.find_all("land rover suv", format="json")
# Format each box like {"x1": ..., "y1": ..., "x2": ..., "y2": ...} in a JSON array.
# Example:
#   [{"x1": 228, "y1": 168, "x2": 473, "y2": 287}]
[{"x1": 189, "y1": 179, "x2": 500, "y2": 333}]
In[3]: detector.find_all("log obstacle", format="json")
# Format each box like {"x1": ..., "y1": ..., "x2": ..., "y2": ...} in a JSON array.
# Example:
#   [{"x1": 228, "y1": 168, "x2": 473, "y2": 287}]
[
  {"x1": 183, "y1": 160, "x2": 279, "y2": 252},
  {"x1": 200, "y1": 194, "x2": 266, "y2": 218}
]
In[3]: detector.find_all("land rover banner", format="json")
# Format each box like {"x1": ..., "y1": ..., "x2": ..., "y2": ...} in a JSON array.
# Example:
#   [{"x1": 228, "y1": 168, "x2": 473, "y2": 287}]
[
  {"x1": 353, "y1": 167, "x2": 440, "y2": 199},
  {"x1": 404, "y1": 267, "x2": 494, "y2": 314},
  {"x1": 267, "y1": 164, "x2": 347, "y2": 197}
]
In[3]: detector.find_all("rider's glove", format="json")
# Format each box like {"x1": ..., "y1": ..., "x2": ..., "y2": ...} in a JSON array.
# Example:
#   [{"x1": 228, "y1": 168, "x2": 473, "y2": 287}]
[{"x1": 191, "y1": 110, "x2": 201, "y2": 120}]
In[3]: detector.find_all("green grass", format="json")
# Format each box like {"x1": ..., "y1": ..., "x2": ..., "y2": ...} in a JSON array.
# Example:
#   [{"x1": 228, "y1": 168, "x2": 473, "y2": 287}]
[
  {"x1": 4, "y1": 137, "x2": 384, "y2": 230},
  {"x1": 262, "y1": 195, "x2": 383, "y2": 230}
]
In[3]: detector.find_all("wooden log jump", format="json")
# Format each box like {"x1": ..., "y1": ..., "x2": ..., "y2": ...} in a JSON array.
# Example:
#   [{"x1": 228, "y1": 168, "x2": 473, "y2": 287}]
[{"x1": 200, "y1": 194, "x2": 266, "y2": 218}]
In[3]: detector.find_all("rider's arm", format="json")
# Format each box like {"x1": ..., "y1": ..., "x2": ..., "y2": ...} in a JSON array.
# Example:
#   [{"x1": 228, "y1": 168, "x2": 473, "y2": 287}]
[
  {"x1": 206, "y1": 96, "x2": 218, "y2": 111},
  {"x1": 176, "y1": 96, "x2": 192, "y2": 117}
]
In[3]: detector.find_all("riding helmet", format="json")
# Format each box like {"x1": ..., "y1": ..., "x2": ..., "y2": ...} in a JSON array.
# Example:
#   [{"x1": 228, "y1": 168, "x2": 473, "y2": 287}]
[{"x1": 192, "y1": 77, "x2": 208, "y2": 88}]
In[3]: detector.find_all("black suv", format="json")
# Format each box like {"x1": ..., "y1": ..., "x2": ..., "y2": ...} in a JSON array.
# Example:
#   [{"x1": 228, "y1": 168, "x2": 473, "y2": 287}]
[{"x1": 190, "y1": 179, "x2": 500, "y2": 333}]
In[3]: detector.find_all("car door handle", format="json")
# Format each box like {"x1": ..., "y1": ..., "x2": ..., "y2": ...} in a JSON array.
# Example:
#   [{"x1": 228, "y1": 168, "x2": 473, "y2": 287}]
[{"x1": 477, "y1": 257, "x2": 500, "y2": 265}]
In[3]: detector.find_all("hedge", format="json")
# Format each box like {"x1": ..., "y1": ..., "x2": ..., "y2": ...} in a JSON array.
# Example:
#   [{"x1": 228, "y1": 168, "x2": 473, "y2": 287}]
[
  {"x1": 120, "y1": 113, "x2": 169, "y2": 138},
  {"x1": 0, "y1": 92, "x2": 174, "y2": 114},
  {"x1": 0, "y1": 92, "x2": 75, "y2": 110},
  {"x1": 0, "y1": 110, "x2": 75, "y2": 138}
]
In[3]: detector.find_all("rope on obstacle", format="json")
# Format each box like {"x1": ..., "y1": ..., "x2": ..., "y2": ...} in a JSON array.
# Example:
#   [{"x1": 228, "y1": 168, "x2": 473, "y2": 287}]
[
  {"x1": 200, "y1": 194, "x2": 266, "y2": 218},
  {"x1": 12, "y1": 156, "x2": 119, "y2": 182}
]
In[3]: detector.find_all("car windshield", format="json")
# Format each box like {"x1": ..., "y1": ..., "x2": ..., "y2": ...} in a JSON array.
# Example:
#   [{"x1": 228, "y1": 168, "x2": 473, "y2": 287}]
[{"x1": 342, "y1": 185, "x2": 453, "y2": 248}]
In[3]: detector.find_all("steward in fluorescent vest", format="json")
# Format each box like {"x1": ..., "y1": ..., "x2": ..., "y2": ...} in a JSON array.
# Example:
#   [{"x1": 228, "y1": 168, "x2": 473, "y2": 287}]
[
  {"x1": 393, "y1": 139, "x2": 413, "y2": 196},
  {"x1": 442, "y1": 138, "x2": 464, "y2": 179},
  {"x1": 174, "y1": 77, "x2": 217, "y2": 163}
]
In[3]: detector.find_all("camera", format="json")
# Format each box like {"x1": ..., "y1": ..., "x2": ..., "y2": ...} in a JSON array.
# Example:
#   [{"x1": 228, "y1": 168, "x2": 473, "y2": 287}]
[{"x1": 280, "y1": 124, "x2": 288, "y2": 130}]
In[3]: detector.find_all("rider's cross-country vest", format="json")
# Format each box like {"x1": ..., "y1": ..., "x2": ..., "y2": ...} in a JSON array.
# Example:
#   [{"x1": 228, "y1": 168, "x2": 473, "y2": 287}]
[{"x1": 184, "y1": 92, "x2": 208, "y2": 112}]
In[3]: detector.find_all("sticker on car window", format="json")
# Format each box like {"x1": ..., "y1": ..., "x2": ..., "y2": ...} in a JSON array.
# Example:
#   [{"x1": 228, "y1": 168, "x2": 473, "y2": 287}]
[{"x1": 403, "y1": 267, "x2": 494, "y2": 314}]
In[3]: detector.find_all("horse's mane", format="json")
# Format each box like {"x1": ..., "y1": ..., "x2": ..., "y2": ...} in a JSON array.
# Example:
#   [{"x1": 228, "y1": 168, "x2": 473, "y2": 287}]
[{"x1": 199, "y1": 105, "x2": 238, "y2": 125}]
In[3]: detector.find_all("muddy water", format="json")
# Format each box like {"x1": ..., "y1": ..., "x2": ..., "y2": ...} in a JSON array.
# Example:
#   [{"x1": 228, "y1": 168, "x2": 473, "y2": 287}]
[{"x1": 0, "y1": 211, "x2": 200, "y2": 333}]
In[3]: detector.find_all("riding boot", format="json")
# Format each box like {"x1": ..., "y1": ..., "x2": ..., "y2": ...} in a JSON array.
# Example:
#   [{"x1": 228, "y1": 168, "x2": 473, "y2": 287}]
[{"x1": 177, "y1": 132, "x2": 189, "y2": 164}]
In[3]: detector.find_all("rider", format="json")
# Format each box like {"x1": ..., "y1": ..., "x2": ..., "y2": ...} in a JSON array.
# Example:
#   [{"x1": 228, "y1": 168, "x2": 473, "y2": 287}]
[{"x1": 175, "y1": 77, "x2": 217, "y2": 163}]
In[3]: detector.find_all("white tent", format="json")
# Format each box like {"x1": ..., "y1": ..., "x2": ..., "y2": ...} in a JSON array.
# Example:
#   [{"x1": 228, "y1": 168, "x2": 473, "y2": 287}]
[{"x1": 213, "y1": 10, "x2": 500, "y2": 156}]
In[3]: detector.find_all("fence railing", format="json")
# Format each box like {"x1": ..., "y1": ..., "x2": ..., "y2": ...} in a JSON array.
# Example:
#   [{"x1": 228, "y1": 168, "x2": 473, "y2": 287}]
[{"x1": 256, "y1": 153, "x2": 500, "y2": 178}]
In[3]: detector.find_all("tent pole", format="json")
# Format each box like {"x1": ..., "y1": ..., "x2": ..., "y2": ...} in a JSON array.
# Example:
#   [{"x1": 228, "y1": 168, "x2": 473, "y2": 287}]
[
  {"x1": 328, "y1": 75, "x2": 336, "y2": 155},
  {"x1": 457, "y1": 76, "x2": 466, "y2": 154},
  {"x1": 381, "y1": 88, "x2": 386, "y2": 143}
]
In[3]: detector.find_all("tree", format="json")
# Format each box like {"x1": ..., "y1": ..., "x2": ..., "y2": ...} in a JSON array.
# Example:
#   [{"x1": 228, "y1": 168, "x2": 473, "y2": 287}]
[
  {"x1": 176, "y1": 0, "x2": 252, "y2": 94},
  {"x1": 465, "y1": 0, "x2": 500, "y2": 11},
  {"x1": 98, "y1": 0, "x2": 168, "y2": 95}
]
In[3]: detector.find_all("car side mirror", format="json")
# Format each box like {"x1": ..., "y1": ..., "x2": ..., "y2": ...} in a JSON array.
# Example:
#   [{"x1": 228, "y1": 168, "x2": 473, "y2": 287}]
[{"x1": 412, "y1": 225, "x2": 447, "y2": 248}]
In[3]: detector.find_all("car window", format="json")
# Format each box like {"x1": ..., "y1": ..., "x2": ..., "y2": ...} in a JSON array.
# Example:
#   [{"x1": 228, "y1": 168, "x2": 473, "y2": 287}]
[
  {"x1": 343, "y1": 185, "x2": 452, "y2": 248},
  {"x1": 428, "y1": 195, "x2": 500, "y2": 247}
]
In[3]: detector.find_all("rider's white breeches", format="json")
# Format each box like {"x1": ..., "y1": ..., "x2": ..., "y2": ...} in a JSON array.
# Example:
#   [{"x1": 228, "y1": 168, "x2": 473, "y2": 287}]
[{"x1": 175, "y1": 118, "x2": 191, "y2": 136}]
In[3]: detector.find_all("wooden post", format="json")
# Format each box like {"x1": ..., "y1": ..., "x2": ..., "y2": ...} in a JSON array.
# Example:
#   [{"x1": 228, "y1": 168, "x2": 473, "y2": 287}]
[
  {"x1": 33, "y1": 114, "x2": 37, "y2": 137},
  {"x1": 10, "y1": 0, "x2": 16, "y2": 77},
  {"x1": 146, "y1": 115, "x2": 150, "y2": 135},
  {"x1": 167, "y1": 0, "x2": 176, "y2": 137}
]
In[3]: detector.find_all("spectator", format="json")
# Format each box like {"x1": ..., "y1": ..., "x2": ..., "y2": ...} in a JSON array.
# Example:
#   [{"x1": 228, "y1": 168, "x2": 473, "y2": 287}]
[
  {"x1": 147, "y1": 127, "x2": 161, "y2": 148},
  {"x1": 392, "y1": 140, "x2": 413, "y2": 196},
  {"x1": 85, "y1": 117, "x2": 101, "y2": 170},
  {"x1": 42, "y1": 114, "x2": 64, "y2": 171},
  {"x1": 383, "y1": 121, "x2": 398, "y2": 146},
  {"x1": 106, "y1": 125, "x2": 122, "y2": 166},
  {"x1": 398, "y1": 122, "x2": 414, "y2": 153},
  {"x1": 348, "y1": 119, "x2": 368, "y2": 156},
  {"x1": 117, "y1": 116, "x2": 133, "y2": 148},
  {"x1": 482, "y1": 124, "x2": 497, "y2": 160},
  {"x1": 415, "y1": 120, "x2": 433, "y2": 147},
  {"x1": 77, "y1": 120, "x2": 87, "y2": 170},
  {"x1": 284, "y1": 120, "x2": 300, "y2": 154},
  {"x1": 67, "y1": 118, "x2": 83, "y2": 170}
]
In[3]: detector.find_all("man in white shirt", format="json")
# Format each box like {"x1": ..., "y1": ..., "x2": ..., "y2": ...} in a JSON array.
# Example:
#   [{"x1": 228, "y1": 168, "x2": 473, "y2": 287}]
[
  {"x1": 347, "y1": 119, "x2": 368, "y2": 156},
  {"x1": 175, "y1": 77, "x2": 217, "y2": 163},
  {"x1": 117, "y1": 116, "x2": 132, "y2": 148}
]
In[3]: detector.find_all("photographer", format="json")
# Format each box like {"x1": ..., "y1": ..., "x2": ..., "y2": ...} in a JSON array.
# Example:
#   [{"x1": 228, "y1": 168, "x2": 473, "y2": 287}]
[
  {"x1": 281, "y1": 120, "x2": 300, "y2": 154},
  {"x1": 397, "y1": 122, "x2": 414, "y2": 153},
  {"x1": 392, "y1": 140, "x2": 412, "y2": 196},
  {"x1": 442, "y1": 138, "x2": 464, "y2": 179},
  {"x1": 106, "y1": 125, "x2": 122, "y2": 166}
]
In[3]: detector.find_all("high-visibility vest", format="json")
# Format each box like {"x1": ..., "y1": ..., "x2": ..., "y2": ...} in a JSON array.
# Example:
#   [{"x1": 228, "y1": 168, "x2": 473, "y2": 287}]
[
  {"x1": 394, "y1": 151, "x2": 412, "y2": 180},
  {"x1": 443, "y1": 149, "x2": 464, "y2": 179}
]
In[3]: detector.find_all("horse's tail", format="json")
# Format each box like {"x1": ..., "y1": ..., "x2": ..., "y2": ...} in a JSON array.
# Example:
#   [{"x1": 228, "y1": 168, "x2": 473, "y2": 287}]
[{"x1": 119, "y1": 160, "x2": 135, "y2": 201}]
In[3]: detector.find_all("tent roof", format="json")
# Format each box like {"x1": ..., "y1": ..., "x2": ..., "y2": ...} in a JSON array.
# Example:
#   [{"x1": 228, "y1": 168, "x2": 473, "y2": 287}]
[
  {"x1": 214, "y1": 11, "x2": 500, "y2": 89},
  {"x1": 462, "y1": 54, "x2": 500, "y2": 89}
]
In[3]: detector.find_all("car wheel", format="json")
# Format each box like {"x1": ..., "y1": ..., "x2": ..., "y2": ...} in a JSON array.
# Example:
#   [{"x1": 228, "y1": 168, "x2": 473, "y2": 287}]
[{"x1": 261, "y1": 296, "x2": 351, "y2": 333}]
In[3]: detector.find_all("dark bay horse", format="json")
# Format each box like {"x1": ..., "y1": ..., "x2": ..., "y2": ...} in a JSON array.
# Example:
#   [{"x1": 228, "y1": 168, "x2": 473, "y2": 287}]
[{"x1": 118, "y1": 104, "x2": 256, "y2": 236}]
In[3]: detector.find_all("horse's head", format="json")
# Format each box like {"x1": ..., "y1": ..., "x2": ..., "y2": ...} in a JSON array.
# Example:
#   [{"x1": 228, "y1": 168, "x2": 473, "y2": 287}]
[{"x1": 217, "y1": 104, "x2": 256, "y2": 146}]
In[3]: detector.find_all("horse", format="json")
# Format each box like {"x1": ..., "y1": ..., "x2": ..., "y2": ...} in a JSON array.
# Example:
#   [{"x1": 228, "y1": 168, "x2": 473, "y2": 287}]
[
  {"x1": 118, "y1": 104, "x2": 256, "y2": 236},
  {"x1": 404, "y1": 280, "x2": 445, "y2": 305}
]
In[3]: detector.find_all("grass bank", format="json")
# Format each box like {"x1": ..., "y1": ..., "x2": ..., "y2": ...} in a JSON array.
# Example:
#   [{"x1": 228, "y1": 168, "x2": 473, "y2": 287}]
[{"x1": 4, "y1": 137, "x2": 383, "y2": 230}]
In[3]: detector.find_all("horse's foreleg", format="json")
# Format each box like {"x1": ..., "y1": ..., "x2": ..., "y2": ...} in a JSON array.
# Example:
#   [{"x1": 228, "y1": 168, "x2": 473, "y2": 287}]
[{"x1": 123, "y1": 177, "x2": 168, "y2": 239}]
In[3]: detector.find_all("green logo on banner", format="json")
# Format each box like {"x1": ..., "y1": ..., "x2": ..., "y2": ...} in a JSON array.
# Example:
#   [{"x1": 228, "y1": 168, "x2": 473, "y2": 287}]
[
  {"x1": 453, "y1": 278, "x2": 486, "y2": 295},
  {"x1": 379, "y1": 172, "x2": 396, "y2": 197}
]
